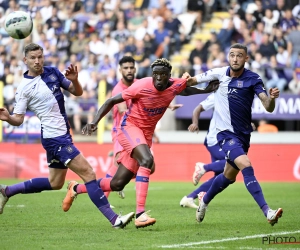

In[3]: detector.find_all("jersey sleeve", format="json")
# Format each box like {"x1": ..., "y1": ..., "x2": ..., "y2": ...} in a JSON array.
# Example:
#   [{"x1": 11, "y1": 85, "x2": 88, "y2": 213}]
[
  {"x1": 253, "y1": 78, "x2": 268, "y2": 97},
  {"x1": 195, "y1": 67, "x2": 226, "y2": 84},
  {"x1": 53, "y1": 67, "x2": 71, "y2": 90},
  {"x1": 200, "y1": 93, "x2": 215, "y2": 111},
  {"x1": 121, "y1": 79, "x2": 143, "y2": 101},
  {"x1": 13, "y1": 88, "x2": 28, "y2": 114}
]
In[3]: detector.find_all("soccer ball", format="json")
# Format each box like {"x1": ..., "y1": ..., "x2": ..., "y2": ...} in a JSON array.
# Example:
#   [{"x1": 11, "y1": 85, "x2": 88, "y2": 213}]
[{"x1": 4, "y1": 11, "x2": 33, "y2": 39}]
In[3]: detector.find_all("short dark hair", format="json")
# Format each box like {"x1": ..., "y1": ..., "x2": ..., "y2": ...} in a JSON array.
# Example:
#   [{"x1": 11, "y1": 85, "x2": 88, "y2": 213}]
[
  {"x1": 24, "y1": 43, "x2": 43, "y2": 56},
  {"x1": 150, "y1": 58, "x2": 172, "y2": 70},
  {"x1": 119, "y1": 56, "x2": 135, "y2": 66},
  {"x1": 230, "y1": 43, "x2": 247, "y2": 54}
]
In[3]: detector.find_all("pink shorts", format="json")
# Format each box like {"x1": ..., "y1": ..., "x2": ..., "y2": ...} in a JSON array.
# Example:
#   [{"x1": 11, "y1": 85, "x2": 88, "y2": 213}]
[
  {"x1": 117, "y1": 126, "x2": 152, "y2": 155},
  {"x1": 116, "y1": 125, "x2": 152, "y2": 174}
]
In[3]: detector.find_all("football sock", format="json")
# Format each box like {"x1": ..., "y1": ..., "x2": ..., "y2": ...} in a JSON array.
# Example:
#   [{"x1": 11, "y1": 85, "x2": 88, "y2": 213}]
[
  {"x1": 85, "y1": 180, "x2": 117, "y2": 224},
  {"x1": 187, "y1": 177, "x2": 216, "y2": 199},
  {"x1": 242, "y1": 166, "x2": 267, "y2": 209},
  {"x1": 75, "y1": 183, "x2": 86, "y2": 194},
  {"x1": 99, "y1": 178, "x2": 112, "y2": 192},
  {"x1": 203, "y1": 173, "x2": 234, "y2": 204},
  {"x1": 203, "y1": 160, "x2": 226, "y2": 174},
  {"x1": 135, "y1": 166, "x2": 151, "y2": 215},
  {"x1": 262, "y1": 204, "x2": 270, "y2": 217},
  {"x1": 5, "y1": 178, "x2": 52, "y2": 198},
  {"x1": 104, "y1": 174, "x2": 112, "y2": 198}
]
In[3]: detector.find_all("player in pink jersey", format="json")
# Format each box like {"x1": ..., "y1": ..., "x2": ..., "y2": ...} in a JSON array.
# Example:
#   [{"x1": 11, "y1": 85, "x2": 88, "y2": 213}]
[
  {"x1": 78, "y1": 59, "x2": 218, "y2": 228},
  {"x1": 62, "y1": 57, "x2": 183, "y2": 212}
]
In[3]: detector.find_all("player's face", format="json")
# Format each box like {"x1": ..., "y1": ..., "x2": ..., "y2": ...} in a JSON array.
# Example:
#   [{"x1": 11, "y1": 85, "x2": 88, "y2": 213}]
[
  {"x1": 228, "y1": 48, "x2": 248, "y2": 72},
  {"x1": 152, "y1": 66, "x2": 171, "y2": 91},
  {"x1": 119, "y1": 62, "x2": 136, "y2": 84},
  {"x1": 23, "y1": 49, "x2": 44, "y2": 76}
]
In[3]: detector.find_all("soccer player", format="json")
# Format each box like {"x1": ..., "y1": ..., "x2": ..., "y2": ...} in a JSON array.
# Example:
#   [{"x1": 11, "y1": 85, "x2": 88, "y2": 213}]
[
  {"x1": 81, "y1": 58, "x2": 218, "y2": 228},
  {"x1": 180, "y1": 93, "x2": 226, "y2": 209},
  {"x1": 62, "y1": 56, "x2": 183, "y2": 212},
  {"x1": 183, "y1": 43, "x2": 283, "y2": 226},
  {"x1": 0, "y1": 43, "x2": 134, "y2": 229}
]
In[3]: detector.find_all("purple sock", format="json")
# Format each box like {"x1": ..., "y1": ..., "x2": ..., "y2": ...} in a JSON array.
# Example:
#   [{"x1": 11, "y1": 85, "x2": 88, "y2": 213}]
[
  {"x1": 204, "y1": 160, "x2": 226, "y2": 174},
  {"x1": 262, "y1": 204, "x2": 270, "y2": 217},
  {"x1": 187, "y1": 177, "x2": 216, "y2": 199},
  {"x1": 85, "y1": 180, "x2": 117, "y2": 224},
  {"x1": 242, "y1": 166, "x2": 267, "y2": 209},
  {"x1": 5, "y1": 178, "x2": 52, "y2": 198},
  {"x1": 203, "y1": 173, "x2": 234, "y2": 204}
]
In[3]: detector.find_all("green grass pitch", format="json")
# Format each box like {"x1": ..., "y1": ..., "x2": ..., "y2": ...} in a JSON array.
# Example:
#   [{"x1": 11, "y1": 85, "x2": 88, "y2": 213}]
[{"x1": 1, "y1": 180, "x2": 299, "y2": 250}]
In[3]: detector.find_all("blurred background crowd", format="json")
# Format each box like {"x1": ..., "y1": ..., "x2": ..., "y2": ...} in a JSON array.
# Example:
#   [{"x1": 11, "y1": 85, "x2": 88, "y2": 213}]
[{"x1": 0, "y1": 0, "x2": 300, "y2": 134}]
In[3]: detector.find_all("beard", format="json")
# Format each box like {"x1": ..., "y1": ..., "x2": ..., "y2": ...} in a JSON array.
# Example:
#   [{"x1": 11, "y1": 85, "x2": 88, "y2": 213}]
[
  {"x1": 230, "y1": 63, "x2": 244, "y2": 72},
  {"x1": 123, "y1": 75, "x2": 134, "y2": 83}
]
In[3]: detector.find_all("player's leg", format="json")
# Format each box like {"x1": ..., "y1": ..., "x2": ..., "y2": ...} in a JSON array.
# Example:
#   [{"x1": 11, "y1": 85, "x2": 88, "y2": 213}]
[
  {"x1": 131, "y1": 144, "x2": 156, "y2": 228},
  {"x1": 68, "y1": 153, "x2": 134, "y2": 228},
  {"x1": 0, "y1": 169, "x2": 64, "y2": 214},
  {"x1": 196, "y1": 162, "x2": 237, "y2": 222},
  {"x1": 236, "y1": 154, "x2": 283, "y2": 226},
  {"x1": 0, "y1": 149, "x2": 69, "y2": 214}
]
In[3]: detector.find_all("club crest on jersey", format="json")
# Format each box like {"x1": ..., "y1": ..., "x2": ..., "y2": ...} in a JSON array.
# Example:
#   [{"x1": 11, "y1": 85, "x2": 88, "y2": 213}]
[
  {"x1": 237, "y1": 81, "x2": 243, "y2": 88},
  {"x1": 66, "y1": 146, "x2": 73, "y2": 153},
  {"x1": 228, "y1": 139, "x2": 235, "y2": 146},
  {"x1": 49, "y1": 74, "x2": 57, "y2": 81}
]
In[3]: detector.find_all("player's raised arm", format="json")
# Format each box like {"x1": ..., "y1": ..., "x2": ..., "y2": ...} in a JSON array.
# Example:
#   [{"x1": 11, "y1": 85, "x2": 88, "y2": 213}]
[
  {"x1": 65, "y1": 64, "x2": 83, "y2": 96},
  {"x1": 0, "y1": 108, "x2": 24, "y2": 126},
  {"x1": 258, "y1": 87, "x2": 280, "y2": 112},
  {"x1": 182, "y1": 71, "x2": 219, "y2": 87},
  {"x1": 82, "y1": 93, "x2": 125, "y2": 135}
]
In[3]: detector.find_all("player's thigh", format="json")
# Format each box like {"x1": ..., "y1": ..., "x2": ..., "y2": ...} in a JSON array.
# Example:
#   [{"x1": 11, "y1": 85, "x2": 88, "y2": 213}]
[
  {"x1": 68, "y1": 153, "x2": 96, "y2": 182},
  {"x1": 48, "y1": 168, "x2": 68, "y2": 189},
  {"x1": 223, "y1": 162, "x2": 239, "y2": 181}
]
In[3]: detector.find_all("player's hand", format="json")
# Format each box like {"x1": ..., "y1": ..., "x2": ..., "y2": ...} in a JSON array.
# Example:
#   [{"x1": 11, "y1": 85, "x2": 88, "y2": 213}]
[
  {"x1": 204, "y1": 80, "x2": 220, "y2": 93},
  {"x1": 65, "y1": 64, "x2": 78, "y2": 82},
  {"x1": 168, "y1": 104, "x2": 183, "y2": 111},
  {"x1": 0, "y1": 107, "x2": 10, "y2": 121},
  {"x1": 82, "y1": 122, "x2": 98, "y2": 135},
  {"x1": 182, "y1": 72, "x2": 197, "y2": 85},
  {"x1": 251, "y1": 122, "x2": 256, "y2": 131},
  {"x1": 188, "y1": 123, "x2": 199, "y2": 133},
  {"x1": 269, "y1": 88, "x2": 280, "y2": 99}
]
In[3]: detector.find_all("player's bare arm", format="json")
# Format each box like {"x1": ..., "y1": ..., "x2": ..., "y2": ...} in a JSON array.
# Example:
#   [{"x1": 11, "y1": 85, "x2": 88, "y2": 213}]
[
  {"x1": 82, "y1": 93, "x2": 124, "y2": 135},
  {"x1": 0, "y1": 108, "x2": 24, "y2": 126},
  {"x1": 188, "y1": 104, "x2": 205, "y2": 133},
  {"x1": 65, "y1": 64, "x2": 83, "y2": 96},
  {"x1": 168, "y1": 104, "x2": 183, "y2": 111},
  {"x1": 258, "y1": 87, "x2": 280, "y2": 112},
  {"x1": 182, "y1": 72, "x2": 198, "y2": 86}
]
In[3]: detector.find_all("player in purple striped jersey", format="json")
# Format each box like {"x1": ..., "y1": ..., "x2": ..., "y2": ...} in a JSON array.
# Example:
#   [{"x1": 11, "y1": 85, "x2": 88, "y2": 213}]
[
  {"x1": 0, "y1": 43, "x2": 134, "y2": 228},
  {"x1": 183, "y1": 43, "x2": 283, "y2": 226}
]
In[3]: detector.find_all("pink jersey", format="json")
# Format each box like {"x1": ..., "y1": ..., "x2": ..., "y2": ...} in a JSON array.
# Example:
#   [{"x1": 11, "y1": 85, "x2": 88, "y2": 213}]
[{"x1": 120, "y1": 77, "x2": 187, "y2": 141}]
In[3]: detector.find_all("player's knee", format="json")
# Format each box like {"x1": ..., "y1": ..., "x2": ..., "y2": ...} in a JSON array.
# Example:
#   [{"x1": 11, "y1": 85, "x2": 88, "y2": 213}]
[
  {"x1": 110, "y1": 179, "x2": 127, "y2": 191},
  {"x1": 139, "y1": 155, "x2": 154, "y2": 169}
]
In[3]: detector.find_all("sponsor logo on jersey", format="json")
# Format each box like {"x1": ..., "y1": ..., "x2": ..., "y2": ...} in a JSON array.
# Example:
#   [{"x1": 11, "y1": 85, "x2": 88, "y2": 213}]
[{"x1": 143, "y1": 106, "x2": 167, "y2": 116}]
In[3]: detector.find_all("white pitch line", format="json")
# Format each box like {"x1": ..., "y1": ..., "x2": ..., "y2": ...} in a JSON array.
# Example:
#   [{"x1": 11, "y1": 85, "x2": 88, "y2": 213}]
[{"x1": 159, "y1": 230, "x2": 300, "y2": 248}]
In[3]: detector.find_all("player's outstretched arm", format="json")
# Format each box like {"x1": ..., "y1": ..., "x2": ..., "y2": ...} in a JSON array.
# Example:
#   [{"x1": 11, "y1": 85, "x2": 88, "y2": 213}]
[
  {"x1": 258, "y1": 87, "x2": 280, "y2": 113},
  {"x1": 82, "y1": 93, "x2": 124, "y2": 135},
  {"x1": 0, "y1": 108, "x2": 24, "y2": 126},
  {"x1": 179, "y1": 80, "x2": 219, "y2": 96}
]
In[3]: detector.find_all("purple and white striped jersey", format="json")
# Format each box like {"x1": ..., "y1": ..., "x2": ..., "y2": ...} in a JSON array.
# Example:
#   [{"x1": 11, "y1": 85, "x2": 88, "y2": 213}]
[
  {"x1": 195, "y1": 66, "x2": 267, "y2": 135},
  {"x1": 13, "y1": 67, "x2": 71, "y2": 139}
]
